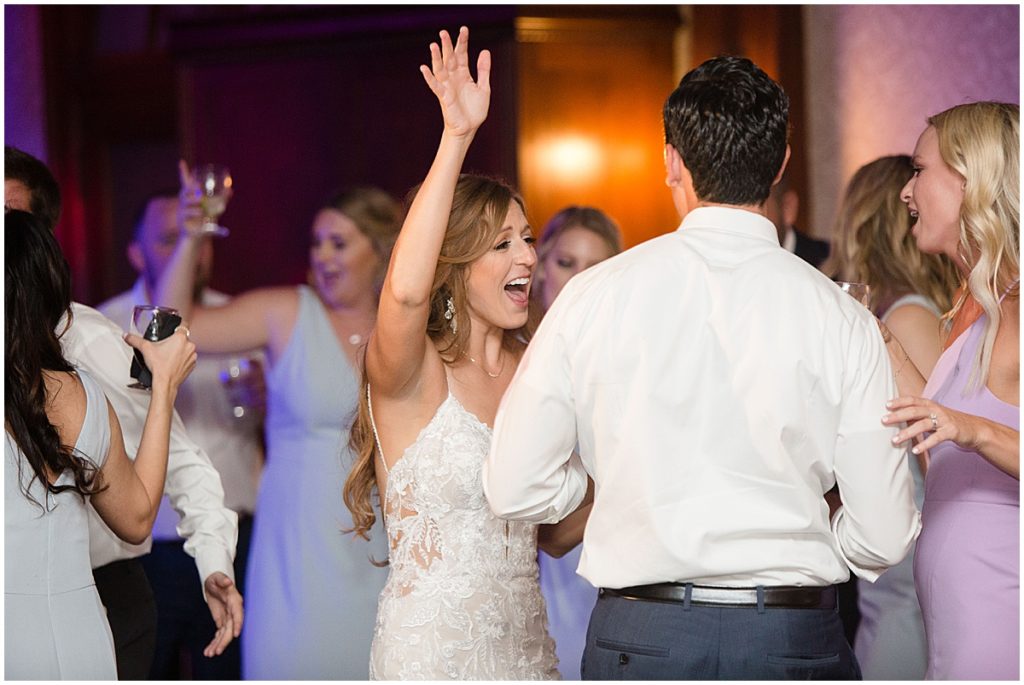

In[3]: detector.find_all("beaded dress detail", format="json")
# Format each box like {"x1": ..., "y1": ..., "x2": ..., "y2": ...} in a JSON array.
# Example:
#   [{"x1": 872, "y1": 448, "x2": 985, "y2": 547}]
[{"x1": 367, "y1": 388, "x2": 559, "y2": 680}]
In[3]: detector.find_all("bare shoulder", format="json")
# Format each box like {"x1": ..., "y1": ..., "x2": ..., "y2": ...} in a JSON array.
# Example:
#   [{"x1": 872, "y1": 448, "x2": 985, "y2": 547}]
[
  {"x1": 989, "y1": 294, "x2": 1019, "y2": 404},
  {"x1": 367, "y1": 336, "x2": 449, "y2": 468},
  {"x1": 42, "y1": 370, "x2": 87, "y2": 447}
]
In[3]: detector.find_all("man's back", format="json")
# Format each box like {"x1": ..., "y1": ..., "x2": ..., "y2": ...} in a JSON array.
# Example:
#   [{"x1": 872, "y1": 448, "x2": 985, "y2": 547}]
[
  {"x1": 485, "y1": 54, "x2": 918, "y2": 680},
  {"x1": 489, "y1": 206, "x2": 918, "y2": 590}
]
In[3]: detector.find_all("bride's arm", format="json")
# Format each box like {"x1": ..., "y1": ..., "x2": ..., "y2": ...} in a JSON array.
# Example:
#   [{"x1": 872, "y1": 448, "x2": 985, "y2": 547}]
[
  {"x1": 368, "y1": 26, "x2": 491, "y2": 401},
  {"x1": 537, "y1": 478, "x2": 594, "y2": 558}
]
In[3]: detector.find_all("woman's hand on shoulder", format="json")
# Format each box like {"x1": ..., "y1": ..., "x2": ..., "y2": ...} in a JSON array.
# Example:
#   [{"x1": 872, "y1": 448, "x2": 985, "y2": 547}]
[
  {"x1": 420, "y1": 26, "x2": 490, "y2": 139},
  {"x1": 883, "y1": 394, "x2": 1019, "y2": 479}
]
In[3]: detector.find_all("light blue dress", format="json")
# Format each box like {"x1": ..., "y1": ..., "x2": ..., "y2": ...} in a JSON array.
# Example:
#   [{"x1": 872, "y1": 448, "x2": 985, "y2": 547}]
[
  {"x1": 5, "y1": 369, "x2": 118, "y2": 680},
  {"x1": 242, "y1": 285, "x2": 388, "y2": 679},
  {"x1": 539, "y1": 547, "x2": 597, "y2": 680}
]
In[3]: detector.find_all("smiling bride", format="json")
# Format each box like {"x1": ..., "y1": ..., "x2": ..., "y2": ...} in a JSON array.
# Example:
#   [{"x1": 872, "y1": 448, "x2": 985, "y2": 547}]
[{"x1": 342, "y1": 26, "x2": 591, "y2": 680}]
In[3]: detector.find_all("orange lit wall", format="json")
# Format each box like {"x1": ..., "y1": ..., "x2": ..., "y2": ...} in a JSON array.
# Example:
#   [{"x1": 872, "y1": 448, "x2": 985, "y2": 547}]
[{"x1": 516, "y1": 14, "x2": 681, "y2": 248}]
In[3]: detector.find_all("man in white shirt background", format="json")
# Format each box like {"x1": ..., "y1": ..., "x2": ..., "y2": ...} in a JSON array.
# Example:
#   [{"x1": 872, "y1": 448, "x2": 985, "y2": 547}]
[
  {"x1": 484, "y1": 57, "x2": 919, "y2": 679},
  {"x1": 99, "y1": 192, "x2": 264, "y2": 679},
  {"x1": 5, "y1": 145, "x2": 243, "y2": 679}
]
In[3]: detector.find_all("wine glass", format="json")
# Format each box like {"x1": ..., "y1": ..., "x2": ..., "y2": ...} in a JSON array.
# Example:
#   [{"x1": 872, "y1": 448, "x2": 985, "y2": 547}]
[
  {"x1": 836, "y1": 281, "x2": 871, "y2": 308},
  {"x1": 192, "y1": 164, "x2": 233, "y2": 237},
  {"x1": 219, "y1": 356, "x2": 266, "y2": 421},
  {"x1": 128, "y1": 305, "x2": 182, "y2": 389}
]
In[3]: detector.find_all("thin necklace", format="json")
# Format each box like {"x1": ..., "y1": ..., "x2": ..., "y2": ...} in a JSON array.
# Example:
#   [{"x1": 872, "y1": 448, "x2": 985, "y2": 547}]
[{"x1": 465, "y1": 351, "x2": 504, "y2": 378}]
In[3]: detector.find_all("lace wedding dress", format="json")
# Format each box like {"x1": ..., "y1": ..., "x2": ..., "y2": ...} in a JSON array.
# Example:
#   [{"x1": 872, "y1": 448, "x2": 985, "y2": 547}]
[{"x1": 367, "y1": 388, "x2": 560, "y2": 680}]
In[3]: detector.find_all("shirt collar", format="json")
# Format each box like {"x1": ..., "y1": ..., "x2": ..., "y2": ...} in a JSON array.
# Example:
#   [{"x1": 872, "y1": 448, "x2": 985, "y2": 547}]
[
  {"x1": 782, "y1": 225, "x2": 797, "y2": 253},
  {"x1": 678, "y1": 206, "x2": 781, "y2": 246}
]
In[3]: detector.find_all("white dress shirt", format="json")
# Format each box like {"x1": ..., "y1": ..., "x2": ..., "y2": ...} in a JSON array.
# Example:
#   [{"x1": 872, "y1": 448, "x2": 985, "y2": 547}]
[
  {"x1": 61, "y1": 302, "x2": 237, "y2": 584},
  {"x1": 485, "y1": 206, "x2": 920, "y2": 590},
  {"x1": 99, "y1": 280, "x2": 263, "y2": 541}
]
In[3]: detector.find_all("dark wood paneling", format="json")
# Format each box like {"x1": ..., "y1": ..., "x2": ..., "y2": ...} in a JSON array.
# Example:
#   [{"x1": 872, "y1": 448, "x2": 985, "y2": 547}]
[{"x1": 170, "y1": 6, "x2": 519, "y2": 294}]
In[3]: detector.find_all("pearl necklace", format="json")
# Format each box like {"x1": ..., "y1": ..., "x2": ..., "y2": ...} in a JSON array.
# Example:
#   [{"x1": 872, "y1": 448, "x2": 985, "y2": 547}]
[{"x1": 465, "y1": 352, "x2": 504, "y2": 379}]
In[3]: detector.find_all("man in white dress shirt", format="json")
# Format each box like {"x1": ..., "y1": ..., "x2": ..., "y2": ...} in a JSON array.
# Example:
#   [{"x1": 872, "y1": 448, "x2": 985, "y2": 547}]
[
  {"x1": 99, "y1": 193, "x2": 263, "y2": 679},
  {"x1": 483, "y1": 57, "x2": 920, "y2": 679},
  {"x1": 5, "y1": 146, "x2": 243, "y2": 679}
]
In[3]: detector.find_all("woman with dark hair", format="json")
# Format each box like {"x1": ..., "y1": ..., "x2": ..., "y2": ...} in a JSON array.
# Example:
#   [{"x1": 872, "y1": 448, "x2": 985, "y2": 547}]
[
  {"x1": 156, "y1": 180, "x2": 402, "y2": 678},
  {"x1": 342, "y1": 27, "x2": 579, "y2": 679},
  {"x1": 5, "y1": 209, "x2": 196, "y2": 679}
]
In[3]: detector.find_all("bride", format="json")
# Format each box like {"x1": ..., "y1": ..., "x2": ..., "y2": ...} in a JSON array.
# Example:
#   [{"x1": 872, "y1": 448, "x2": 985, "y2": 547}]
[{"x1": 343, "y1": 26, "x2": 587, "y2": 680}]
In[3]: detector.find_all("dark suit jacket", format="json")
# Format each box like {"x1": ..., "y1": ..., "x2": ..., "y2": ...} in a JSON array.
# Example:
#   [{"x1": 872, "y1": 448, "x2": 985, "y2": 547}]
[{"x1": 793, "y1": 229, "x2": 830, "y2": 268}]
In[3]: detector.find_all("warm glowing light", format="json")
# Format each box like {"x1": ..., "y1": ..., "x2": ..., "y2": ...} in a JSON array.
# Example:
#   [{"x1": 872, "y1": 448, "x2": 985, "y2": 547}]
[{"x1": 535, "y1": 135, "x2": 603, "y2": 184}]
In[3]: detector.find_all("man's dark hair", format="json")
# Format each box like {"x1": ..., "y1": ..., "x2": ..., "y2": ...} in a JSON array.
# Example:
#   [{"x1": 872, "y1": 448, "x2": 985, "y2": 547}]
[
  {"x1": 5, "y1": 145, "x2": 62, "y2": 231},
  {"x1": 663, "y1": 56, "x2": 789, "y2": 206}
]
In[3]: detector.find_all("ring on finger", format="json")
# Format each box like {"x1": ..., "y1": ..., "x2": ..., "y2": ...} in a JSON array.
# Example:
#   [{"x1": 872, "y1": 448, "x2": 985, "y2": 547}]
[
  {"x1": 930, "y1": 412, "x2": 938, "y2": 431},
  {"x1": 179, "y1": 326, "x2": 191, "y2": 340}
]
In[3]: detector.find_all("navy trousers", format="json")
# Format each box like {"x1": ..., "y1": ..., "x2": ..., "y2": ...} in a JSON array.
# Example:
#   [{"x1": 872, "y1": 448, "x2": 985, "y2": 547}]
[
  {"x1": 582, "y1": 588, "x2": 861, "y2": 680},
  {"x1": 141, "y1": 514, "x2": 252, "y2": 680}
]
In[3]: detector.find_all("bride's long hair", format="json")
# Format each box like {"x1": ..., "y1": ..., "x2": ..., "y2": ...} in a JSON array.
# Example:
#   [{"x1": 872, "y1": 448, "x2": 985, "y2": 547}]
[{"x1": 343, "y1": 174, "x2": 532, "y2": 542}]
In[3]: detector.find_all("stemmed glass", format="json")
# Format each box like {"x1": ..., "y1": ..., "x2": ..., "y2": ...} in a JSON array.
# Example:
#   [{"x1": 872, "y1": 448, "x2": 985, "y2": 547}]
[
  {"x1": 219, "y1": 356, "x2": 266, "y2": 421},
  {"x1": 128, "y1": 305, "x2": 181, "y2": 389},
  {"x1": 192, "y1": 164, "x2": 233, "y2": 237},
  {"x1": 836, "y1": 281, "x2": 872, "y2": 309}
]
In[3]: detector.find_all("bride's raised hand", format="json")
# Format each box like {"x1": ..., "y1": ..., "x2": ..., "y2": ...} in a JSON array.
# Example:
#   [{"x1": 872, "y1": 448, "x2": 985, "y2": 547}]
[{"x1": 420, "y1": 26, "x2": 491, "y2": 139}]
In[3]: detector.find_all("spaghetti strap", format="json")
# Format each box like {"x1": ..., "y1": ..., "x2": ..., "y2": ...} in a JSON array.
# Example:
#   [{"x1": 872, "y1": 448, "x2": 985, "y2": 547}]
[
  {"x1": 366, "y1": 384, "x2": 389, "y2": 476},
  {"x1": 999, "y1": 277, "x2": 1019, "y2": 302}
]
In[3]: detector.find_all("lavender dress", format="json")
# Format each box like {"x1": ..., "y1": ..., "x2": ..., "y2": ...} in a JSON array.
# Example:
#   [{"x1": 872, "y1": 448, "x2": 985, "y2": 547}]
[{"x1": 913, "y1": 314, "x2": 1019, "y2": 680}]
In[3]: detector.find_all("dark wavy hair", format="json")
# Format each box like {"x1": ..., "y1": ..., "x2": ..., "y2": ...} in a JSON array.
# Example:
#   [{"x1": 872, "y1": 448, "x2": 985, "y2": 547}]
[
  {"x1": 663, "y1": 55, "x2": 790, "y2": 206},
  {"x1": 5, "y1": 209, "x2": 104, "y2": 506}
]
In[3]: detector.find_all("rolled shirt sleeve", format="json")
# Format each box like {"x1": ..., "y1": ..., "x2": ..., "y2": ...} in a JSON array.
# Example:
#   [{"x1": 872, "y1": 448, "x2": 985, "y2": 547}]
[
  {"x1": 484, "y1": 294, "x2": 588, "y2": 524},
  {"x1": 66, "y1": 304, "x2": 238, "y2": 586},
  {"x1": 831, "y1": 313, "x2": 921, "y2": 581}
]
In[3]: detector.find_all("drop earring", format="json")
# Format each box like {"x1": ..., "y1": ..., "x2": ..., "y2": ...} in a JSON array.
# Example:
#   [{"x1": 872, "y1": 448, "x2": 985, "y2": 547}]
[{"x1": 444, "y1": 297, "x2": 457, "y2": 335}]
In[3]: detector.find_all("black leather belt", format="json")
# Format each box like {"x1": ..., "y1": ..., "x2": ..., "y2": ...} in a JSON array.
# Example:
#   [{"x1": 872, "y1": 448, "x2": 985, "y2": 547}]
[{"x1": 603, "y1": 583, "x2": 837, "y2": 609}]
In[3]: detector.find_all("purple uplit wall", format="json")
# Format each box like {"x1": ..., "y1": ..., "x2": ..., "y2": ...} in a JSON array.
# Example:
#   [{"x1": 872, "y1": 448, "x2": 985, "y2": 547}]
[
  {"x1": 5, "y1": 5, "x2": 48, "y2": 161},
  {"x1": 805, "y1": 4, "x2": 1020, "y2": 238}
]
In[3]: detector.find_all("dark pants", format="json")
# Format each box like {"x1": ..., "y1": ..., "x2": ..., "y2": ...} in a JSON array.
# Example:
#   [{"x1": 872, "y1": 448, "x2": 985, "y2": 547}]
[
  {"x1": 582, "y1": 589, "x2": 861, "y2": 680},
  {"x1": 141, "y1": 514, "x2": 253, "y2": 680},
  {"x1": 93, "y1": 557, "x2": 159, "y2": 680}
]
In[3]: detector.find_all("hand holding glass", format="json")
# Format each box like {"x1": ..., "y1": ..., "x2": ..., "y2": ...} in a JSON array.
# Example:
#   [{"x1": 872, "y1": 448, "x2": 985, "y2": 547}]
[
  {"x1": 192, "y1": 164, "x2": 233, "y2": 237},
  {"x1": 219, "y1": 356, "x2": 266, "y2": 421},
  {"x1": 128, "y1": 305, "x2": 182, "y2": 389},
  {"x1": 836, "y1": 281, "x2": 871, "y2": 308}
]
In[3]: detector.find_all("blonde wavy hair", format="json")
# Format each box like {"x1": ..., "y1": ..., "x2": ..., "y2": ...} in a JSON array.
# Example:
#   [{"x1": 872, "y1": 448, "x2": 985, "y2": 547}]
[
  {"x1": 343, "y1": 174, "x2": 532, "y2": 543},
  {"x1": 930, "y1": 102, "x2": 1019, "y2": 391},
  {"x1": 825, "y1": 155, "x2": 959, "y2": 315}
]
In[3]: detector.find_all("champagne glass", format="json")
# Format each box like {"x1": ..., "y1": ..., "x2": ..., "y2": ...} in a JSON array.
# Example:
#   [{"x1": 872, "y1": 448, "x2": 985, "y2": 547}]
[
  {"x1": 128, "y1": 305, "x2": 182, "y2": 389},
  {"x1": 192, "y1": 164, "x2": 233, "y2": 237},
  {"x1": 219, "y1": 356, "x2": 266, "y2": 421},
  {"x1": 836, "y1": 281, "x2": 871, "y2": 308}
]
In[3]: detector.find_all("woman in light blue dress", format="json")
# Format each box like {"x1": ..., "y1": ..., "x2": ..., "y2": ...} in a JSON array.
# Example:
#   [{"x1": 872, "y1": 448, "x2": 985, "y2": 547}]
[
  {"x1": 5, "y1": 209, "x2": 196, "y2": 679},
  {"x1": 157, "y1": 185, "x2": 401, "y2": 678},
  {"x1": 532, "y1": 206, "x2": 622, "y2": 679}
]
